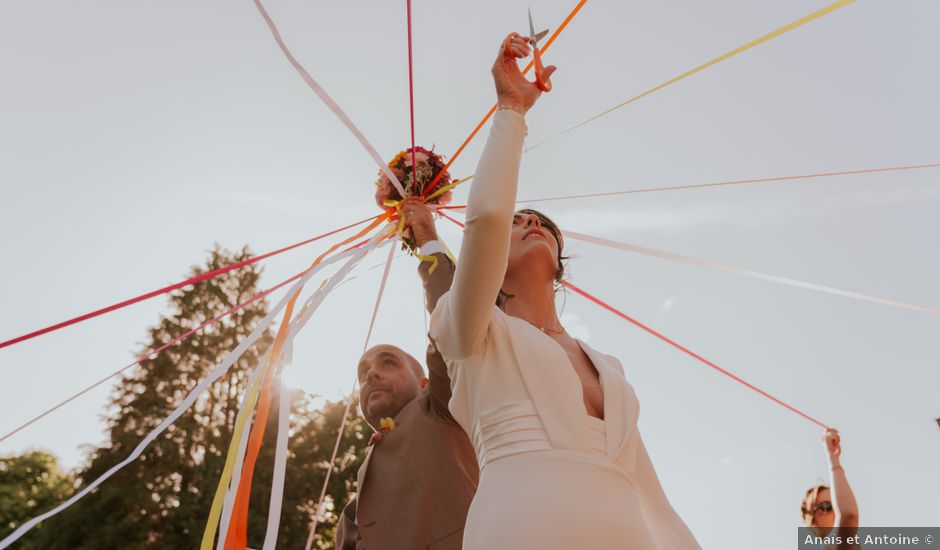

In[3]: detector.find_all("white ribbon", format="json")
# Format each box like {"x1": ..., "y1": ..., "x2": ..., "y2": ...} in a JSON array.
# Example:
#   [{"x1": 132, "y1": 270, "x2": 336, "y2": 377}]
[
  {"x1": 565, "y1": 230, "x2": 940, "y2": 316},
  {"x1": 252, "y1": 0, "x2": 406, "y2": 198},
  {"x1": 215, "y1": 351, "x2": 270, "y2": 550},
  {"x1": 262, "y1": 375, "x2": 292, "y2": 550},
  {"x1": 303, "y1": 239, "x2": 398, "y2": 550},
  {"x1": 216, "y1": 233, "x2": 393, "y2": 548},
  {"x1": 260, "y1": 235, "x2": 395, "y2": 548},
  {"x1": 1, "y1": 227, "x2": 389, "y2": 549}
]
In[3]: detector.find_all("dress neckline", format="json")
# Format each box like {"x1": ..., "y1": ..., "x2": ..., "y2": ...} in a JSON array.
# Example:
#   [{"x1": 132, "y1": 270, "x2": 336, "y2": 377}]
[{"x1": 526, "y1": 320, "x2": 607, "y2": 423}]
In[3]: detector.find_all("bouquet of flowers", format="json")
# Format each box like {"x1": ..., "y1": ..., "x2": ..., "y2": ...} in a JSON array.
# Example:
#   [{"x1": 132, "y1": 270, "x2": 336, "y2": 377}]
[{"x1": 373, "y1": 146, "x2": 454, "y2": 209}]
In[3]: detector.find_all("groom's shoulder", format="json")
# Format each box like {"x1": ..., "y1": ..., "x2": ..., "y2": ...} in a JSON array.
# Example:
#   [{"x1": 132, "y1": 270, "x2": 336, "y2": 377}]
[{"x1": 393, "y1": 391, "x2": 466, "y2": 448}]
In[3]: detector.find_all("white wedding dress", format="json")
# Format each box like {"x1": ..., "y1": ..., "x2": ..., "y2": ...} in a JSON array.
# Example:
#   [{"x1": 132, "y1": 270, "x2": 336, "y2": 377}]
[{"x1": 429, "y1": 110, "x2": 701, "y2": 549}]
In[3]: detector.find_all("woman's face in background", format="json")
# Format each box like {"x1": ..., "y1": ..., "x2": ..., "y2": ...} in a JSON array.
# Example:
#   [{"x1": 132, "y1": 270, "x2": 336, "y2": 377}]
[
  {"x1": 811, "y1": 488, "x2": 835, "y2": 532},
  {"x1": 506, "y1": 211, "x2": 561, "y2": 284}
]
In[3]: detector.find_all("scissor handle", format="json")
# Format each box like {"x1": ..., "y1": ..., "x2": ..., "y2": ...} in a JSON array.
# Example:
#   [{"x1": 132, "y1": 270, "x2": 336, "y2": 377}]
[
  {"x1": 531, "y1": 44, "x2": 552, "y2": 92},
  {"x1": 502, "y1": 35, "x2": 516, "y2": 60},
  {"x1": 502, "y1": 34, "x2": 552, "y2": 93}
]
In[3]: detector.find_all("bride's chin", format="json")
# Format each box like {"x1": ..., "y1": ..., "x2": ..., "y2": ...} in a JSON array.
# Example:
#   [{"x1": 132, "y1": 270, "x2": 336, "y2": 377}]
[{"x1": 509, "y1": 248, "x2": 556, "y2": 281}]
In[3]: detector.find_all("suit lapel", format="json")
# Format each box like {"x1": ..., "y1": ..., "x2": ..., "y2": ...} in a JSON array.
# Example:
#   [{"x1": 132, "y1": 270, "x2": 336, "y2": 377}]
[
  {"x1": 356, "y1": 445, "x2": 374, "y2": 499},
  {"x1": 356, "y1": 394, "x2": 419, "y2": 499}
]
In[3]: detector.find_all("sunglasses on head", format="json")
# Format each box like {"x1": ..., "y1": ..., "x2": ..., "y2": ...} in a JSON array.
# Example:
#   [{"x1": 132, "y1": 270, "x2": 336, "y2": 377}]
[{"x1": 814, "y1": 501, "x2": 833, "y2": 513}]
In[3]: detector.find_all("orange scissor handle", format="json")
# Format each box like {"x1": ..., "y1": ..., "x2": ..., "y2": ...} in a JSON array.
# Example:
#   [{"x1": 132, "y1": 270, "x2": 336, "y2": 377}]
[
  {"x1": 530, "y1": 42, "x2": 552, "y2": 92},
  {"x1": 502, "y1": 34, "x2": 517, "y2": 61},
  {"x1": 502, "y1": 35, "x2": 552, "y2": 93}
]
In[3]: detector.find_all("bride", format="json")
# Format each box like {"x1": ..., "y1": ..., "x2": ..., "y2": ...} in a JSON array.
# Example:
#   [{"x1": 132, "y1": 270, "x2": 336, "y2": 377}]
[{"x1": 428, "y1": 32, "x2": 701, "y2": 549}]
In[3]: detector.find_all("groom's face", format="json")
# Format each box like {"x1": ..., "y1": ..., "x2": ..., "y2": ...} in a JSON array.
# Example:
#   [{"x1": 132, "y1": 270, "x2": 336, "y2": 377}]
[{"x1": 357, "y1": 345, "x2": 427, "y2": 429}]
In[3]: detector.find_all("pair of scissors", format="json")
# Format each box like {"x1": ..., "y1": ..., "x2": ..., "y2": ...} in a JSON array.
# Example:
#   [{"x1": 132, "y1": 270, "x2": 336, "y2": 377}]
[{"x1": 503, "y1": 8, "x2": 552, "y2": 92}]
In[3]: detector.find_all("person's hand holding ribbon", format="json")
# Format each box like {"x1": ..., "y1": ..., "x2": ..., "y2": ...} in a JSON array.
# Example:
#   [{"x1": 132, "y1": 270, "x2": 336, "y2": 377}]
[{"x1": 401, "y1": 197, "x2": 439, "y2": 249}]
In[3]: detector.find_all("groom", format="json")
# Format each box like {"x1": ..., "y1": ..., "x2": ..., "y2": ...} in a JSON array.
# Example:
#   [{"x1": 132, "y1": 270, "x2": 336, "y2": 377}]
[{"x1": 336, "y1": 199, "x2": 477, "y2": 550}]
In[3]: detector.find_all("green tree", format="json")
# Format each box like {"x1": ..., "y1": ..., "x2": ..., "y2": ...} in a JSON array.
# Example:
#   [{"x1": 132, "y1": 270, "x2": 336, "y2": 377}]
[
  {"x1": 3, "y1": 246, "x2": 368, "y2": 549},
  {"x1": 0, "y1": 451, "x2": 75, "y2": 542}
]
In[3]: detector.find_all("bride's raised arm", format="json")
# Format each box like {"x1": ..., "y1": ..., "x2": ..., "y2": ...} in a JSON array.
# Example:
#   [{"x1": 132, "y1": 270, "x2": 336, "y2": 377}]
[{"x1": 437, "y1": 32, "x2": 556, "y2": 359}]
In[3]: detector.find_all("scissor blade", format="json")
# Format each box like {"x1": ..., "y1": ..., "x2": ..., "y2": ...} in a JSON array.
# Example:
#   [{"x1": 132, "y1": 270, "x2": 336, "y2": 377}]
[
  {"x1": 533, "y1": 29, "x2": 549, "y2": 43},
  {"x1": 528, "y1": 7, "x2": 536, "y2": 39}
]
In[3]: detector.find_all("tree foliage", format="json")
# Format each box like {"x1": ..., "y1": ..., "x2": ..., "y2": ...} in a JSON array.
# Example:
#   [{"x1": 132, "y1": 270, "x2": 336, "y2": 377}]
[
  {"x1": 0, "y1": 451, "x2": 75, "y2": 541},
  {"x1": 1, "y1": 246, "x2": 368, "y2": 549}
]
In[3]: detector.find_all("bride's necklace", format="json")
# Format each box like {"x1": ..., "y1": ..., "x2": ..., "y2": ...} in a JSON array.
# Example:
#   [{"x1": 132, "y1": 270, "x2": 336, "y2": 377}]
[{"x1": 538, "y1": 325, "x2": 565, "y2": 335}]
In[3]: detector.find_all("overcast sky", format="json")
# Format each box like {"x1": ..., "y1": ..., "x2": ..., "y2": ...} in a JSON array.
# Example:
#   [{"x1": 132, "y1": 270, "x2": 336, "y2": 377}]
[{"x1": 1, "y1": 1, "x2": 938, "y2": 548}]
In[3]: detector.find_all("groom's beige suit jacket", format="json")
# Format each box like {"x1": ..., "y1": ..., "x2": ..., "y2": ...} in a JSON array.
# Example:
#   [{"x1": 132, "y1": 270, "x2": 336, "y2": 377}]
[{"x1": 336, "y1": 252, "x2": 478, "y2": 550}]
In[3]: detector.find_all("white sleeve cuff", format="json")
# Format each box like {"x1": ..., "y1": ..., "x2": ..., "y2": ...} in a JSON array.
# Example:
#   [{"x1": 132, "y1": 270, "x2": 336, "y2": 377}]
[
  {"x1": 419, "y1": 240, "x2": 445, "y2": 257},
  {"x1": 494, "y1": 107, "x2": 528, "y2": 136}
]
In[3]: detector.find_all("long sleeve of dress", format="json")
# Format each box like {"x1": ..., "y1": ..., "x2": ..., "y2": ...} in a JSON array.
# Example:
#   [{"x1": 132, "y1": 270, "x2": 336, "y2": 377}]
[
  {"x1": 632, "y1": 431, "x2": 701, "y2": 548},
  {"x1": 435, "y1": 109, "x2": 527, "y2": 360}
]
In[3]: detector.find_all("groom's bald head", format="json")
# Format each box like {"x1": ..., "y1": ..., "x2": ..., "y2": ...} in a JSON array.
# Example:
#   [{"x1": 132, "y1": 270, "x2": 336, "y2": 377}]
[{"x1": 356, "y1": 344, "x2": 427, "y2": 429}]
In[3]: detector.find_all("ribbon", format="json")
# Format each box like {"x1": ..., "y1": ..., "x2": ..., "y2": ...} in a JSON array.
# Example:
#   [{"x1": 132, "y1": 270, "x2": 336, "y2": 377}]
[
  {"x1": 413, "y1": 251, "x2": 440, "y2": 274},
  {"x1": 203, "y1": 352, "x2": 272, "y2": 550},
  {"x1": 382, "y1": 199, "x2": 441, "y2": 273},
  {"x1": 526, "y1": 0, "x2": 856, "y2": 152},
  {"x1": 0, "y1": 267, "x2": 311, "y2": 446},
  {"x1": 0, "y1": 223, "x2": 389, "y2": 549},
  {"x1": 219, "y1": 229, "x2": 395, "y2": 548},
  {"x1": 218, "y1": 215, "x2": 392, "y2": 549},
  {"x1": 215, "y1": 358, "x2": 267, "y2": 549},
  {"x1": 252, "y1": 0, "x2": 405, "y2": 198},
  {"x1": 202, "y1": 226, "x2": 393, "y2": 549},
  {"x1": 437, "y1": 211, "x2": 830, "y2": 427},
  {"x1": 565, "y1": 230, "x2": 940, "y2": 316},
  {"x1": 406, "y1": 0, "x2": 418, "y2": 195},
  {"x1": 437, "y1": 163, "x2": 940, "y2": 209},
  {"x1": 424, "y1": 175, "x2": 473, "y2": 203},
  {"x1": 419, "y1": 0, "x2": 588, "y2": 198},
  {"x1": 262, "y1": 373, "x2": 292, "y2": 550},
  {"x1": 196, "y1": 226, "x2": 385, "y2": 549},
  {"x1": 0, "y1": 215, "x2": 380, "y2": 351},
  {"x1": 303, "y1": 237, "x2": 398, "y2": 549},
  {"x1": 562, "y1": 280, "x2": 831, "y2": 429},
  {"x1": 0, "y1": 231, "x2": 393, "y2": 447},
  {"x1": 223, "y1": 309, "x2": 297, "y2": 548}
]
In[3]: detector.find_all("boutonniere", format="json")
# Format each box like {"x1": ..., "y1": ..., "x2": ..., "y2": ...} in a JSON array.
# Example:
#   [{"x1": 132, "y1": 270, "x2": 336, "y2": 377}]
[{"x1": 369, "y1": 417, "x2": 397, "y2": 446}]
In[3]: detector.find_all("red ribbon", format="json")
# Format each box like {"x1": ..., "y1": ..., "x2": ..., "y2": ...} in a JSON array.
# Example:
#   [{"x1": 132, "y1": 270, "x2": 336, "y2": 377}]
[
  {"x1": 439, "y1": 211, "x2": 828, "y2": 429},
  {"x1": 0, "y1": 215, "x2": 381, "y2": 350},
  {"x1": 562, "y1": 281, "x2": 829, "y2": 429}
]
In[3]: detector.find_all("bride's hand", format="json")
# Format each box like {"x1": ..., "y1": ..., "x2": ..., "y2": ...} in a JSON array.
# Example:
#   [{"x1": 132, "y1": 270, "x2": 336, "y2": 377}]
[{"x1": 492, "y1": 32, "x2": 556, "y2": 115}]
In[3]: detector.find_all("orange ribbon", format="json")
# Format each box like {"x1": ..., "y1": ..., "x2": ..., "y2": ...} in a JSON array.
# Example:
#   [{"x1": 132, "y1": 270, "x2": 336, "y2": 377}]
[{"x1": 224, "y1": 213, "x2": 390, "y2": 549}]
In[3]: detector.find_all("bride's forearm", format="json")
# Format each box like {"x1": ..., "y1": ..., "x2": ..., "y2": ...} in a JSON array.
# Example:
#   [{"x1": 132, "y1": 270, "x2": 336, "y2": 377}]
[
  {"x1": 464, "y1": 109, "x2": 526, "y2": 223},
  {"x1": 448, "y1": 109, "x2": 527, "y2": 356}
]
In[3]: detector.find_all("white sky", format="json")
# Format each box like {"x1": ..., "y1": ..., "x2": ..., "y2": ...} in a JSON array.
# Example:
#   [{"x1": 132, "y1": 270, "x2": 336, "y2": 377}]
[{"x1": 1, "y1": 1, "x2": 938, "y2": 548}]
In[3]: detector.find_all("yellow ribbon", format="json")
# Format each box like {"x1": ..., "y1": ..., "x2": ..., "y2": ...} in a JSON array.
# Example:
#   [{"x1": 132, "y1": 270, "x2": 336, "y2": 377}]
[
  {"x1": 200, "y1": 351, "x2": 272, "y2": 549},
  {"x1": 441, "y1": 241, "x2": 458, "y2": 267},
  {"x1": 413, "y1": 251, "x2": 439, "y2": 274},
  {"x1": 602, "y1": 0, "x2": 855, "y2": 118},
  {"x1": 383, "y1": 198, "x2": 441, "y2": 274},
  {"x1": 201, "y1": 214, "x2": 391, "y2": 549},
  {"x1": 424, "y1": 175, "x2": 473, "y2": 202},
  {"x1": 528, "y1": 0, "x2": 856, "y2": 150}
]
